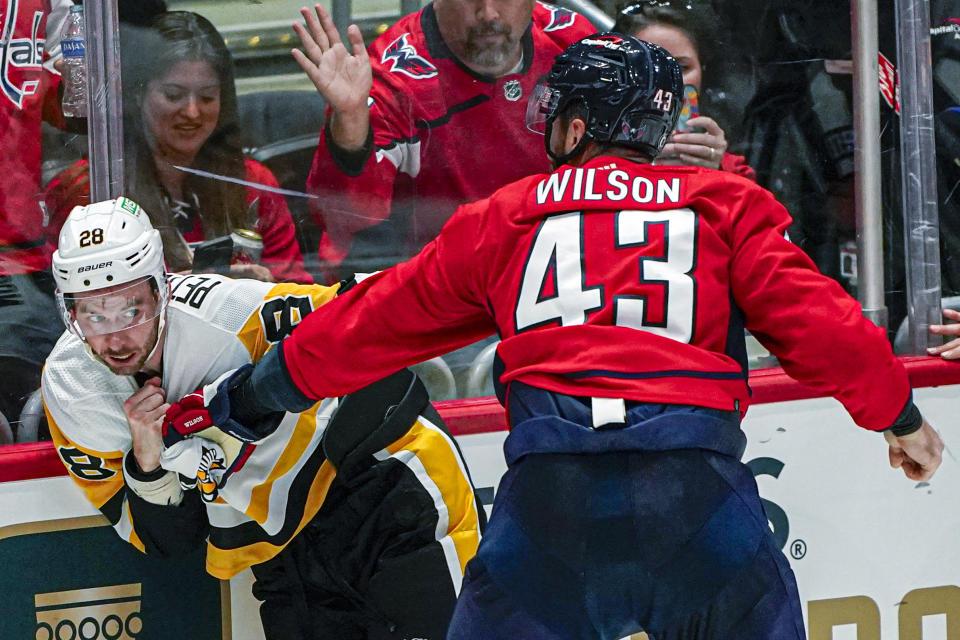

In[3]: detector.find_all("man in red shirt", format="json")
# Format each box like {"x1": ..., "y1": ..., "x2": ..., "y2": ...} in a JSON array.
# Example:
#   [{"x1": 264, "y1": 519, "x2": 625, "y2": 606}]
[
  {"x1": 176, "y1": 34, "x2": 943, "y2": 639},
  {"x1": 0, "y1": 0, "x2": 69, "y2": 435},
  {"x1": 292, "y1": 0, "x2": 595, "y2": 282}
]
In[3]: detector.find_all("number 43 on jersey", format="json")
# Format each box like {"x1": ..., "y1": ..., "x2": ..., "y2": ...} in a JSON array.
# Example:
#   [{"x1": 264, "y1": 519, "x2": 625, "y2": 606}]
[{"x1": 514, "y1": 209, "x2": 698, "y2": 343}]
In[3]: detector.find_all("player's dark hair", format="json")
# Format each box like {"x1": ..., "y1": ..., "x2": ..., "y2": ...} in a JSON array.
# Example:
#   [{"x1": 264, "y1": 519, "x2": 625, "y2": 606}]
[
  {"x1": 120, "y1": 11, "x2": 247, "y2": 271},
  {"x1": 557, "y1": 100, "x2": 589, "y2": 128}
]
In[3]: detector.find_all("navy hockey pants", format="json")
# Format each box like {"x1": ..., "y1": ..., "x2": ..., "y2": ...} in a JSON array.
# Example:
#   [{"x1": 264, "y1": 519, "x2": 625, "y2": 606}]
[{"x1": 446, "y1": 395, "x2": 806, "y2": 640}]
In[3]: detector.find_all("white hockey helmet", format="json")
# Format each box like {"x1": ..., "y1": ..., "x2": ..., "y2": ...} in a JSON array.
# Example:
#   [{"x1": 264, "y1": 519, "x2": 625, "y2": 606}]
[{"x1": 52, "y1": 197, "x2": 169, "y2": 339}]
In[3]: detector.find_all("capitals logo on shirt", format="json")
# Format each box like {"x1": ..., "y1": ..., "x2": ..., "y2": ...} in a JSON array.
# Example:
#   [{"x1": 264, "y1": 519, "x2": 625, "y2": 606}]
[
  {"x1": 540, "y1": 2, "x2": 576, "y2": 32},
  {"x1": 1, "y1": 0, "x2": 46, "y2": 109},
  {"x1": 381, "y1": 33, "x2": 438, "y2": 79}
]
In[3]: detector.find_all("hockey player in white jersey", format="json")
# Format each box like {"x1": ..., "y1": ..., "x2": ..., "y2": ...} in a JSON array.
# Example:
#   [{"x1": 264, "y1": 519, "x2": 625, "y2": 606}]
[{"x1": 41, "y1": 198, "x2": 484, "y2": 639}]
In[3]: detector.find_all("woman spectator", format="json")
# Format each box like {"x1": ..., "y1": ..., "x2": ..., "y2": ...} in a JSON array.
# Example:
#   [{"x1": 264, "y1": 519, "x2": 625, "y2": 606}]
[
  {"x1": 45, "y1": 11, "x2": 312, "y2": 283},
  {"x1": 614, "y1": 0, "x2": 756, "y2": 180}
]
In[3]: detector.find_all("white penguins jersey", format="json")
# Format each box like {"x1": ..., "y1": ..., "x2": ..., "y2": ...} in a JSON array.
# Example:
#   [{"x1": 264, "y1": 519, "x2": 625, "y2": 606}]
[{"x1": 42, "y1": 274, "x2": 342, "y2": 578}]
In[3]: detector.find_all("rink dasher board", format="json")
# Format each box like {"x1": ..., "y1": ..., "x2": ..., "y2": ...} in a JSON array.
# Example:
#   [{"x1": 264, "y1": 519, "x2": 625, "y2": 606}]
[
  {"x1": 455, "y1": 383, "x2": 960, "y2": 640},
  {"x1": 0, "y1": 380, "x2": 957, "y2": 639}
]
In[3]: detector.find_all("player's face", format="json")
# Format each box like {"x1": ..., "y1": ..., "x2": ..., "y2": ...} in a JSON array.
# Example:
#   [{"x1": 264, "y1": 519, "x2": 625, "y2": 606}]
[
  {"x1": 141, "y1": 59, "x2": 221, "y2": 163},
  {"x1": 435, "y1": 0, "x2": 535, "y2": 75},
  {"x1": 73, "y1": 280, "x2": 161, "y2": 376},
  {"x1": 635, "y1": 24, "x2": 702, "y2": 90}
]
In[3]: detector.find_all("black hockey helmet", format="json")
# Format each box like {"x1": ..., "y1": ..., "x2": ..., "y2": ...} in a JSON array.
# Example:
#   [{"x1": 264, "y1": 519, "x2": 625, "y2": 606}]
[{"x1": 526, "y1": 32, "x2": 683, "y2": 163}]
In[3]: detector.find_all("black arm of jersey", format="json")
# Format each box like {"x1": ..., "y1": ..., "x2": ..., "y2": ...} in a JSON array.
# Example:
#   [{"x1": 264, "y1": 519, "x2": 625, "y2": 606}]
[
  {"x1": 325, "y1": 125, "x2": 375, "y2": 177},
  {"x1": 886, "y1": 392, "x2": 923, "y2": 437},
  {"x1": 124, "y1": 455, "x2": 210, "y2": 558}
]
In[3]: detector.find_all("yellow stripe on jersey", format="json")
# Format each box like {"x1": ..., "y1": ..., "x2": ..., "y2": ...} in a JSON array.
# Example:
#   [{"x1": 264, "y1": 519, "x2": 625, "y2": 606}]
[
  {"x1": 125, "y1": 502, "x2": 147, "y2": 553},
  {"x1": 235, "y1": 281, "x2": 340, "y2": 361},
  {"x1": 204, "y1": 459, "x2": 338, "y2": 579},
  {"x1": 47, "y1": 407, "x2": 149, "y2": 554},
  {"x1": 246, "y1": 408, "x2": 321, "y2": 525},
  {"x1": 385, "y1": 417, "x2": 481, "y2": 577}
]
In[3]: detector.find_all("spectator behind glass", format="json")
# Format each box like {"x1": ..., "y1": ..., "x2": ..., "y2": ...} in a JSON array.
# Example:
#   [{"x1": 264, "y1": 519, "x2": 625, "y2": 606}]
[
  {"x1": 614, "y1": 0, "x2": 756, "y2": 180},
  {"x1": 44, "y1": 11, "x2": 312, "y2": 284},
  {"x1": 295, "y1": 1, "x2": 595, "y2": 283},
  {"x1": 0, "y1": 0, "x2": 73, "y2": 442}
]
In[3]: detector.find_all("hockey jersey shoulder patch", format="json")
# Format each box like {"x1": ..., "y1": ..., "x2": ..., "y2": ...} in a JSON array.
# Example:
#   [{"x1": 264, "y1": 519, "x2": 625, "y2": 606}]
[
  {"x1": 381, "y1": 33, "x2": 438, "y2": 79},
  {"x1": 537, "y1": 2, "x2": 577, "y2": 31}
]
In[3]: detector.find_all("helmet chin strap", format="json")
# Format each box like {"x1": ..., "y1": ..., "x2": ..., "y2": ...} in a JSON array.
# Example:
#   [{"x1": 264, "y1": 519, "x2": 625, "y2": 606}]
[
  {"x1": 142, "y1": 312, "x2": 167, "y2": 372},
  {"x1": 545, "y1": 117, "x2": 593, "y2": 168},
  {"x1": 139, "y1": 277, "x2": 171, "y2": 375},
  {"x1": 139, "y1": 280, "x2": 171, "y2": 374}
]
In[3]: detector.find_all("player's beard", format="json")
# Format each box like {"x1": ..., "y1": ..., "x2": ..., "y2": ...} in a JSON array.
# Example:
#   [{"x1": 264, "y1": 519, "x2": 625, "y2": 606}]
[
  {"x1": 463, "y1": 22, "x2": 518, "y2": 71},
  {"x1": 97, "y1": 321, "x2": 160, "y2": 376}
]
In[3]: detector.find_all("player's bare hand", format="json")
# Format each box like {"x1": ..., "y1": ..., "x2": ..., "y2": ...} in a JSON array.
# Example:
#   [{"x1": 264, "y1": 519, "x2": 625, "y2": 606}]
[
  {"x1": 292, "y1": 3, "x2": 371, "y2": 148},
  {"x1": 123, "y1": 377, "x2": 169, "y2": 472},
  {"x1": 884, "y1": 419, "x2": 944, "y2": 481},
  {"x1": 661, "y1": 116, "x2": 727, "y2": 170},
  {"x1": 927, "y1": 308, "x2": 960, "y2": 359}
]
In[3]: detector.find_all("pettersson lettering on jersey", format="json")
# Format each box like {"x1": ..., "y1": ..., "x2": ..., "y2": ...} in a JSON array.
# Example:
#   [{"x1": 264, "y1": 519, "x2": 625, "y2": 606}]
[{"x1": 535, "y1": 167, "x2": 681, "y2": 205}]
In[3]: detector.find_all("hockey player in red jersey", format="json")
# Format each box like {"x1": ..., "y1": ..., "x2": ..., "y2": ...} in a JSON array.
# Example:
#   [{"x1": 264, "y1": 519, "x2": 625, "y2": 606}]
[
  {"x1": 176, "y1": 34, "x2": 944, "y2": 639},
  {"x1": 292, "y1": 0, "x2": 595, "y2": 281}
]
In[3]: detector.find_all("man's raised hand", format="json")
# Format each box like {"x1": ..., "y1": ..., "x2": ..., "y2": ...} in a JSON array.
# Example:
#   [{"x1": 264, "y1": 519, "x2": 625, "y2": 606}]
[{"x1": 292, "y1": 4, "x2": 372, "y2": 150}]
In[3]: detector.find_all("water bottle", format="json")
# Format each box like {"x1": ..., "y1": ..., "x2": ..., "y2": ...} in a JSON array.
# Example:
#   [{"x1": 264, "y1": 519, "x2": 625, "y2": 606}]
[{"x1": 60, "y1": 5, "x2": 87, "y2": 119}]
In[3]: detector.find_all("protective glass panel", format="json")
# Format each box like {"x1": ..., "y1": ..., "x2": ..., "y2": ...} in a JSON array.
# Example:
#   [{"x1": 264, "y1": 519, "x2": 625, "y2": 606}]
[{"x1": 3, "y1": 0, "x2": 953, "y2": 426}]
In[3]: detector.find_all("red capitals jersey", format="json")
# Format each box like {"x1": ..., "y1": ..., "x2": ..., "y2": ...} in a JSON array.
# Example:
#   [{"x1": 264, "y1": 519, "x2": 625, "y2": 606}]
[
  {"x1": 308, "y1": 1, "x2": 595, "y2": 279},
  {"x1": 287, "y1": 157, "x2": 911, "y2": 432},
  {"x1": 0, "y1": 0, "x2": 62, "y2": 274}
]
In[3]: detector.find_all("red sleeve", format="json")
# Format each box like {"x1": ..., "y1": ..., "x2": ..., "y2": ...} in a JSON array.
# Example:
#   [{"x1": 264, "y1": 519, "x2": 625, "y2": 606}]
[
  {"x1": 720, "y1": 152, "x2": 756, "y2": 182},
  {"x1": 246, "y1": 160, "x2": 313, "y2": 283},
  {"x1": 306, "y1": 73, "x2": 414, "y2": 268},
  {"x1": 284, "y1": 199, "x2": 499, "y2": 399},
  {"x1": 724, "y1": 182, "x2": 910, "y2": 430}
]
